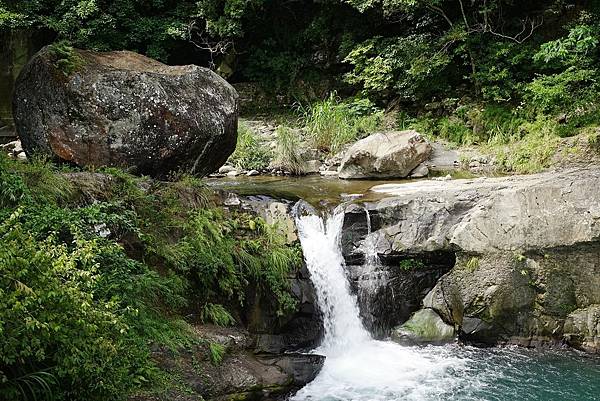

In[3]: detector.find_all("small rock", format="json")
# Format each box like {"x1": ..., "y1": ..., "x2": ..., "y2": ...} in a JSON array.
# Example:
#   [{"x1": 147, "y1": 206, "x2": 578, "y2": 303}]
[
  {"x1": 304, "y1": 160, "x2": 321, "y2": 174},
  {"x1": 320, "y1": 170, "x2": 339, "y2": 177},
  {"x1": 227, "y1": 170, "x2": 240, "y2": 177},
  {"x1": 219, "y1": 165, "x2": 237, "y2": 174},
  {"x1": 16, "y1": 152, "x2": 27, "y2": 161},
  {"x1": 432, "y1": 174, "x2": 452, "y2": 181},
  {"x1": 223, "y1": 193, "x2": 241, "y2": 206},
  {"x1": 409, "y1": 163, "x2": 429, "y2": 178},
  {"x1": 246, "y1": 169, "x2": 260, "y2": 176}
]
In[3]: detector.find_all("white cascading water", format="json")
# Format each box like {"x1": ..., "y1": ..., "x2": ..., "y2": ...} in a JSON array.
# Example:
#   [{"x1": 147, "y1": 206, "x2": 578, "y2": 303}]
[{"x1": 292, "y1": 206, "x2": 471, "y2": 401}]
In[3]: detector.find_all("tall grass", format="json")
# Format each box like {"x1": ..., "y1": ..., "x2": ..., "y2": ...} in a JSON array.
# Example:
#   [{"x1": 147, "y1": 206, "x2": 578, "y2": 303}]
[
  {"x1": 301, "y1": 93, "x2": 382, "y2": 153},
  {"x1": 228, "y1": 122, "x2": 272, "y2": 171},
  {"x1": 273, "y1": 126, "x2": 306, "y2": 175}
]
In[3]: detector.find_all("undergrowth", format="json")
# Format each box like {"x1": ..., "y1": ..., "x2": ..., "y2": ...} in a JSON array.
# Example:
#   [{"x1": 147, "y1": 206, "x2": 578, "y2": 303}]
[
  {"x1": 228, "y1": 122, "x2": 272, "y2": 171},
  {"x1": 0, "y1": 153, "x2": 301, "y2": 400}
]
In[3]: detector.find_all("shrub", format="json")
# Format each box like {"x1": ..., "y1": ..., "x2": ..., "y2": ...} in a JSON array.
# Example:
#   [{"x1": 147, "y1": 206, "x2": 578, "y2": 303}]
[
  {"x1": 0, "y1": 208, "x2": 181, "y2": 401},
  {"x1": 228, "y1": 122, "x2": 272, "y2": 171},
  {"x1": 0, "y1": 155, "x2": 302, "y2": 399}
]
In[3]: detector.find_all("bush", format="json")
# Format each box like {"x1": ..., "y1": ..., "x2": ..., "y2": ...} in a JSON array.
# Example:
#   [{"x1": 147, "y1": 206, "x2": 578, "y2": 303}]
[
  {"x1": 0, "y1": 208, "x2": 182, "y2": 401},
  {"x1": 0, "y1": 155, "x2": 302, "y2": 399},
  {"x1": 228, "y1": 122, "x2": 272, "y2": 171}
]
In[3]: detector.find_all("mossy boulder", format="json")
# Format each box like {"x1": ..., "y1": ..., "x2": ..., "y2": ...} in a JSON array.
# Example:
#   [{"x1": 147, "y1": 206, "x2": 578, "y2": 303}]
[
  {"x1": 391, "y1": 309, "x2": 454, "y2": 345},
  {"x1": 13, "y1": 45, "x2": 238, "y2": 178}
]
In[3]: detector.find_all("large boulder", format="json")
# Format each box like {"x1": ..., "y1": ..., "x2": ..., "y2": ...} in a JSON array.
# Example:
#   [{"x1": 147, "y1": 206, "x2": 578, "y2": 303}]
[
  {"x1": 342, "y1": 168, "x2": 600, "y2": 352},
  {"x1": 13, "y1": 45, "x2": 238, "y2": 177},
  {"x1": 338, "y1": 130, "x2": 431, "y2": 179}
]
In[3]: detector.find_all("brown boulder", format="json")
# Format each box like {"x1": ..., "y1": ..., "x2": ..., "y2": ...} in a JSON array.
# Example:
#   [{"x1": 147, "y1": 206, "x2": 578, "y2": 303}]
[{"x1": 13, "y1": 45, "x2": 238, "y2": 177}]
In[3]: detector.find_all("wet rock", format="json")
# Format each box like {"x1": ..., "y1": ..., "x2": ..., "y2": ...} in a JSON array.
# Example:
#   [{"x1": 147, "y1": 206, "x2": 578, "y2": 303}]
[
  {"x1": 339, "y1": 131, "x2": 431, "y2": 179},
  {"x1": 143, "y1": 325, "x2": 324, "y2": 401},
  {"x1": 13, "y1": 46, "x2": 238, "y2": 178},
  {"x1": 246, "y1": 169, "x2": 260, "y2": 176},
  {"x1": 227, "y1": 170, "x2": 241, "y2": 177},
  {"x1": 391, "y1": 309, "x2": 454, "y2": 345}
]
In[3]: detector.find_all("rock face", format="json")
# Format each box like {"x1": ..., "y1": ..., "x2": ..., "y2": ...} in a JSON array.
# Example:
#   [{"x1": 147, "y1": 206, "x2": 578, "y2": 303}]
[
  {"x1": 338, "y1": 131, "x2": 431, "y2": 180},
  {"x1": 345, "y1": 168, "x2": 600, "y2": 353},
  {"x1": 13, "y1": 46, "x2": 238, "y2": 177},
  {"x1": 142, "y1": 325, "x2": 324, "y2": 401}
]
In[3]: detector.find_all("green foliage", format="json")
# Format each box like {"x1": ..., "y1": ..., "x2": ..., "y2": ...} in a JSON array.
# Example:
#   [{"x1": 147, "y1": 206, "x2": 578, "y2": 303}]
[
  {"x1": 228, "y1": 122, "x2": 272, "y2": 171},
  {"x1": 273, "y1": 126, "x2": 306, "y2": 175},
  {"x1": 344, "y1": 34, "x2": 450, "y2": 101},
  {"x1": 168, "y1": 209, "x2": 299, "y2": 315},
  {"x1": 47, "y1": 41, "x2": 83, "y2": 76},
  {"x1": 201, "y1": 303, "x2": 236, "y2": 326},
  {"x1": 0, "y1": 208, "x2": 177, "y2": 401},
  {"x1": 0, "y1": 155, "x2": 301, "y2": 400},
  {"x1": 208, "y1": 342, "x2": 226, "y2": 366},
  {"x1": 399, "y1": 258, "x2": 424, "y2": 271},
  {"x1": 302, "y1": 93, "x2": 382, "y2": 153}
]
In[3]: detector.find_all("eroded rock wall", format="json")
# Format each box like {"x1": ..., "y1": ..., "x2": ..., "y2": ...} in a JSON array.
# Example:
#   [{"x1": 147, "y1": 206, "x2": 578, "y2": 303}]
[{"x1": 346, "y1": 168, "x2": 600, "y2": 352}]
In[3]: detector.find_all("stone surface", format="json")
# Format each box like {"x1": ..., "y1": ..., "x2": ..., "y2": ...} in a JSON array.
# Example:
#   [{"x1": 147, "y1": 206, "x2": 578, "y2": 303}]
[
  {"x1": 338, "y1": 131, "x2": 432, "y2": 179},
  {"x1": 345, "y1": 168, "x2": 600, "y2": 352},
  {"x1": 141, "y1": 325, "x2": 324, "y2": 401},
  {"x1": 13, "y1": 46, "x2": 238, "y2": 177},
  {"x1": 304, "y1": 160, "x2": 322, "y2": 174},
  {"x1": 409, "y1": 163, "x2": 429, "y2": 178},
  {"x1": 219, "y1": 165, "x2": 236, "y2": 174},
  {"x1": 391, "y1": 309, "x2": 455, "y2": 345}
]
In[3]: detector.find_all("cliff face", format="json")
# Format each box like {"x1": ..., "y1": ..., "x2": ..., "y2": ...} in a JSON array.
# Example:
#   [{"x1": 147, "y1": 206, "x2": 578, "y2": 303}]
[{"x1": 342, "y1": 168, "x2": 600, "y2": 352}]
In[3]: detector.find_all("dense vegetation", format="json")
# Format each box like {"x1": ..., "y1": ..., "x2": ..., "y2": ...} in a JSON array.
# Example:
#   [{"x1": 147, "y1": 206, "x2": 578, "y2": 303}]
[
  {"x1": 0, "y1": 154, "x2": 301, "y2": 400},
  {"x1": 4, "y1": 0, "x2": 598, "y2": 172}
]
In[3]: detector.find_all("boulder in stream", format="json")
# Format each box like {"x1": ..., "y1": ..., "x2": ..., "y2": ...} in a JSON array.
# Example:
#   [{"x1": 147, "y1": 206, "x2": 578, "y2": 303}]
[
  {"x1": 338, "y1": 130, "x2": 431, "y2": 179},
  {"x1": 13, "y1": 45, "x2": 238, "y2": 178}
]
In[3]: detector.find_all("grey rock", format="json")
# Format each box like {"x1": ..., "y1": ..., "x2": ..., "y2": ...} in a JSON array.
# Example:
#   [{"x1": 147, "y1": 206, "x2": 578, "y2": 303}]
[
  {"x1": 219, "y1": 165, "x2": 237, "y2": 174},
  {"x1": 391, "y1": 309, "x2": 455, "y2": 345},
  {"x1": 246, "y1": 169, "x2": 260, "y2": 176},
  {"x1": 339, "y1": 131, "x2": 432, "y2": 179},
  {"x1": 304, "y1": 160, "x2": 322, "y2": 174},
  {"x1": 349, "y1": 168, "x2": 600, "y2": 351},
  {"x1": 13, "y1": 46, "x2": 238, "y2": 178},
  {"x1": 409, "y1": 163, "x2": 429, "y2": 178}
]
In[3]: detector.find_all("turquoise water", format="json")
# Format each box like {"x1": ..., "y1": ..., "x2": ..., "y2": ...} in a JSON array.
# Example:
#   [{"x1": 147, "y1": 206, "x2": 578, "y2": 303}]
[{"x1": 430, "y1": 345, "x2": 600, "y2": 401}]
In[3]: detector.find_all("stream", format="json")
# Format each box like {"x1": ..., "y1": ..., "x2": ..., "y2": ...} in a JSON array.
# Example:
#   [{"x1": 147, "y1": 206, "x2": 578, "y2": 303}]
[{"x1": 207, "y1": 176, "x2": 600, "y2": 401}]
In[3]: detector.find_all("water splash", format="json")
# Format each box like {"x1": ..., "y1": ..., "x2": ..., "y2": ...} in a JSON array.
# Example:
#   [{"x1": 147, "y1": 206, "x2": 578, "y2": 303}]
[{"x1": 291, "y1": 205, "x2": 600, "y2": 401}]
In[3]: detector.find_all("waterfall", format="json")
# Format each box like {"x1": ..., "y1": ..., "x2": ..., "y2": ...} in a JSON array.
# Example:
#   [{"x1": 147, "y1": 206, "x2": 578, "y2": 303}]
[
  {"x1": 291, "y1": 205, "x2": 468, "y2": 401},
  {"x1": 294, "y1": 206, "x2": 370, "y2": 354}
]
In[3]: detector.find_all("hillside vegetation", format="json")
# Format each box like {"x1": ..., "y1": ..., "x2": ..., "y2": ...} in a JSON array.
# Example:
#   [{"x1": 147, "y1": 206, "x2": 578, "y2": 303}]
[{"x1": 0, "y1": 154, "x2": 301, "y2": 400}]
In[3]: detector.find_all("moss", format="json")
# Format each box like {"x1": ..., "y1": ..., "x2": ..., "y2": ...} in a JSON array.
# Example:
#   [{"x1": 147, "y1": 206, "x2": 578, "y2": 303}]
[{"x1": 465, "y1": 257, "x2": 480, "y2": 272}]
